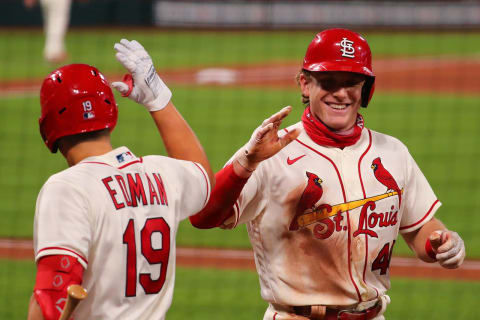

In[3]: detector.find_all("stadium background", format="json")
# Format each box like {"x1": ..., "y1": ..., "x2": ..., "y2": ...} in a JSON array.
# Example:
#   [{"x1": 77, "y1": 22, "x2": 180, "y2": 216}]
[{"x1": 0, "y1": 0, "x2": 479, "y2": 319}]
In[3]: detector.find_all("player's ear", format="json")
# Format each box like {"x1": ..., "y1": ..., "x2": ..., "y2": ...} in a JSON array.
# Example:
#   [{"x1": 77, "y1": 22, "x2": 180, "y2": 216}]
[{"x1": 298, "y1": 73, "x2": 310, "y2": 98}]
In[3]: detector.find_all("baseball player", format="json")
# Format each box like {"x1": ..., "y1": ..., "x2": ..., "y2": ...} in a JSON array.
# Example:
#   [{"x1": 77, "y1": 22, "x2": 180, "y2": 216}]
[
  {"x1": 190, "y1": 28, "x2": 466, "y2": 320},
  {"x1": 27, "y1": 39, "x2": 214, "y2": 320},
  {"x1": 24, "y1": 0, "x2": 71, "y2": 64}
]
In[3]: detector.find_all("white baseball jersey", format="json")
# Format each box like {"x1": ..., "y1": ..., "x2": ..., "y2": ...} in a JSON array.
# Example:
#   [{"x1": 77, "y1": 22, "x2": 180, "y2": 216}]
[
  {"x1": 223, "y1": 123, "x2": 440, "y2": 309},
  {"x1": 34, "y1": 146, "x2": 210, "y2": 320}
]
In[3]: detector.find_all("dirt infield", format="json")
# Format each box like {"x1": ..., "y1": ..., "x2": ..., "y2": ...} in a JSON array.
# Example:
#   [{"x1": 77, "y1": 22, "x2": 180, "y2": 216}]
[
  {"x1": 1, "y1": 238, "x2": 479, "y2": 281},
  {"x1": 1, "y1": 56, "x2": 480, "y2": 95},
  {"x1": 160, "y1": 57, "x2": 480, "y2": 94}
]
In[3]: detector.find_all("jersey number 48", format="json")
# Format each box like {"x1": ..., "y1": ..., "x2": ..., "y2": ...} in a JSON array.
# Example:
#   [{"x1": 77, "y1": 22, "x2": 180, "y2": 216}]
[{"x1": 123, "y1": 217, "x2": 171, "y2": 297}]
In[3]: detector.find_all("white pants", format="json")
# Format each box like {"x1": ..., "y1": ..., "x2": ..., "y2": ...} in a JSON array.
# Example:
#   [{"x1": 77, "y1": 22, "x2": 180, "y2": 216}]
[{"x1": 40, "y1": 0, "x2": 72, "y2": 61}]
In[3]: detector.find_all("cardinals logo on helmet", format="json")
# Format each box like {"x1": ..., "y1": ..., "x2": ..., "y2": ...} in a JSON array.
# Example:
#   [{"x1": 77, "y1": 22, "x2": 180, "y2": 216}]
[{"x1": 340, "y1": 37, "x2": 355, "y2": 58}]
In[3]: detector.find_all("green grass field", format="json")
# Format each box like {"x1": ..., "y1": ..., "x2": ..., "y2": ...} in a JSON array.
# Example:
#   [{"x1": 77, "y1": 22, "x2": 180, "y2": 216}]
[
  {"x1": 1, "y1": 260, "x2": 478, "y2": 320},
  {"x1": 1, "y1": 29, "x2": 480, "y2": 80}
]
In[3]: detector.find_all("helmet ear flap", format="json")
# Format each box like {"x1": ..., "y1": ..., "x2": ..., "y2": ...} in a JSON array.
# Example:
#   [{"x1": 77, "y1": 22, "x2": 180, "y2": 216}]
[{"x1": 361, "y1": 76, "x2": 375, "y2": 108}]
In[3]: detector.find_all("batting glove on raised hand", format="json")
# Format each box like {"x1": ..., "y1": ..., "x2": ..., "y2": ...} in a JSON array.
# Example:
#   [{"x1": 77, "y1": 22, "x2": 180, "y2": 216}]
[
  {"x1": 236, "y1": 106, "x2": 300, "y2": 172},
  {"x1": 112, "y1": 39, "x2": 172, "y2": 112},
  {"x1": 430, "y1": 230, "x2": 466, "y2": 269}
]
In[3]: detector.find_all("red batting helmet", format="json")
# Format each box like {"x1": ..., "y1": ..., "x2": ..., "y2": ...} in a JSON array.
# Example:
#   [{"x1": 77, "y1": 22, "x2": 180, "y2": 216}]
[
  {"x1": 302, "y1": 28, "x2": 375, "y2": 107},
  {"x1": 39, "y1": 64, "x2": 118, "y2": 153}
]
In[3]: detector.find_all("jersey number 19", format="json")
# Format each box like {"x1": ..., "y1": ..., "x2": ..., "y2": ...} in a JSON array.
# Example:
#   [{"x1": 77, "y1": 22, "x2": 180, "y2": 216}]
[{"x1": 123, "y1": 217, "x2": 171, "y2": 297}]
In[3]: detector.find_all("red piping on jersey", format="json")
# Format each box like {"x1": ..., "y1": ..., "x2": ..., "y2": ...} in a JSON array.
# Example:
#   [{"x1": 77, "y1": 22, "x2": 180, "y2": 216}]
[
  {"x1": 273, "y1": 312, "x2": 278, "y2": 320},
  {"x1": 400, "y1": 200, "x2": 439, "y2": 230},
  {"x1": 81, "y1": 158, "x2": 144, "y2": 169},
  {"x1": 357, "y1": 130, "x2": 372, "y2": 204},
  {"x1": 118, "y1": 158, "x2": 143, "y2": 169},
  {"x1": 37, "y1": 247, "x2": 88, "y2": 265},
  {"x1": 82, "y1": 161, "x2": 111, "y2": 167},
  {"x1": 294, "y1": 137, "x2": 362, "y2": 302},
  {"x1": 357, "y1": 129, "x2": 373, "y2": 288},
  {"x1": 192, "y1": 162, "x2": 210, "y2": 206}
]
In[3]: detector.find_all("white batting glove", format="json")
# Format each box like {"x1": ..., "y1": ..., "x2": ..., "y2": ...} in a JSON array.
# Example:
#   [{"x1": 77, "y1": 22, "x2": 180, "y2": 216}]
[
  {"x1": 236, "y1": 106, "x2": 300, "y2": 172},
  {"x1": 112, "y1": 39, "x2": 172, "y2": 112},
  {"x1": 431, "y1": 230, "x2": 466, "y2": 269}
]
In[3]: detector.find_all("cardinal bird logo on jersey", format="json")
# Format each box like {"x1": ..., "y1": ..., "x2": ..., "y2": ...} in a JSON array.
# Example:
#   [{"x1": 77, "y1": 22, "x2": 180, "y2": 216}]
[
  {"x1": 289, "y1": 172, "x2": 326, "y2": 231},
  {"x1": 371, "y1": 157, "x2": 402, "y2": 208}
]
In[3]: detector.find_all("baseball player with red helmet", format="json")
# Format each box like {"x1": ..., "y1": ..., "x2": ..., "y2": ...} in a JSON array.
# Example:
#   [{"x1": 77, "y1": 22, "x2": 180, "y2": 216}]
[
  {"x1": 27, "y1": 39, "x2": 214, "y2": 320},
  {"x1": 190, "y1": 28, "x2": 465, "y2": 319}
]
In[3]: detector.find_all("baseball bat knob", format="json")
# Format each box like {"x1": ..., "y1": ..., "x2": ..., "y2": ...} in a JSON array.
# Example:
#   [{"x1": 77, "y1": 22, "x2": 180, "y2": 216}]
[
  {"x1": 429, "y1": 231, "x2": 443, "y2": 251},
  {"x1": 67, "y1": 284, "x2": 88, "y2": 300}
]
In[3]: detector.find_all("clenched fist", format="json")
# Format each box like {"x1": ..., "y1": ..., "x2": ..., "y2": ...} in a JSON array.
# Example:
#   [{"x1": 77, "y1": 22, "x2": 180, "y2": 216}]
[{"x1": 429, "y1": 230, "x2": 465, "y2": 269}]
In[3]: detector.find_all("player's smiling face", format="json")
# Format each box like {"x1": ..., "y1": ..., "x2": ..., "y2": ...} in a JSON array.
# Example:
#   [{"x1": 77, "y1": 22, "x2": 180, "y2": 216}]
[{"x1": 300, "y1": 71, "x2": 365, "y2": 132}]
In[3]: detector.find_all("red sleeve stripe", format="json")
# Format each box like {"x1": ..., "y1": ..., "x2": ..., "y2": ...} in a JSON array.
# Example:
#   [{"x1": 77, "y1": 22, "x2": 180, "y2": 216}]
[
  {"x1": 192, "y1": 162, "x2": 210, "y2": 206},
  {"x1": 37, "y1": 247, "x2": 88, "y2": 265},
  {"x1": 400, "y1": 200, "x2": 440, "y2": 230}
]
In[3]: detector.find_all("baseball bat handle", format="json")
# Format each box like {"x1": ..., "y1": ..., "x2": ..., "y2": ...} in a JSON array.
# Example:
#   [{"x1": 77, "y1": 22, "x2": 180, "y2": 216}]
[
  {"x1": 429, "y1": 232, "x2": 443, "y2": 251},
  {"x1": 58, "y1": 285, "x2": 87, "y2": 320}
]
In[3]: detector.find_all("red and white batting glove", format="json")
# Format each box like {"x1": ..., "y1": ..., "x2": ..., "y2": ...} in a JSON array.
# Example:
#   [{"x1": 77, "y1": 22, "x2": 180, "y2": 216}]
[
  {"x1": 112, "y1": 39, "x2": 172, "y2": 112},
  {"x1": 236, "y1": 106, "x2": 300, "y2": 172},
  {"x1": 428, "y1": 230, "x2": 466, "y2": 269}
]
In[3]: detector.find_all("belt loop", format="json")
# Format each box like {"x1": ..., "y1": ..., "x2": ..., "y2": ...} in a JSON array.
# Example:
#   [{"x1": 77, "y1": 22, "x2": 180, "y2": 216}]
[{"x1": 310, "y1": 305, "x2": 326, "y2": 320}]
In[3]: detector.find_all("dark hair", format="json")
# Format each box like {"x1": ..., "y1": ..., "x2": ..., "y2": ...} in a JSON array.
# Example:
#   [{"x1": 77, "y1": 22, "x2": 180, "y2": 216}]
[
  {"x1": 295, "y1": 69, "x2": 373, "y2": 108},
  {"x1": 295, "y1": 69, "x2": 314, "y2": 106},
  {"x1": 57, "y1": 129, "x2": 110, "y2": 151}
]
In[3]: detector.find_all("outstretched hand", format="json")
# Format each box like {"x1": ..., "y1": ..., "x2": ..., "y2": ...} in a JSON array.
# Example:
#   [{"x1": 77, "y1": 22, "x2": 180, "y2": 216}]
[
  {"x1": 112, "y1": 39, "x2": 172, "y2": 112},
  {"x1": 236, "y1": 106, "x2": 300, "y2": 172},
  {"x1": 429, "y1": 230, "x2": 465, "y2": 269}
]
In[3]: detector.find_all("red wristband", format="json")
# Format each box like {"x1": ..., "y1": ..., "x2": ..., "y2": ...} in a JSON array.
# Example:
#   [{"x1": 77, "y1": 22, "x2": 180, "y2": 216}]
[{"x1": 425, "y1": 239, "x2": 438, "y2": 260}]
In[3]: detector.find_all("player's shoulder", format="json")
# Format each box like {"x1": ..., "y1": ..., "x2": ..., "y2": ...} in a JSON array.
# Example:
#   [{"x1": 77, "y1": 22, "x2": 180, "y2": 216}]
[
  {"x1": 42, "y1": 165, "x2": 91, "y2": 188},
  {"x1": 368, "y1": 128, "x2": 409, "y2": 152},
  {"x1": 143, "y1": 154, "x2": 207, "y2": 179},
  {"x1": 142, "y1": 154, "x2": 194, "y2": 170},
  {"x1": 37, "y1": 167, "x2": 92, "y2": 203},
  {"x1": 142, "y1": 154, "x2": 174, "y2": 164}
]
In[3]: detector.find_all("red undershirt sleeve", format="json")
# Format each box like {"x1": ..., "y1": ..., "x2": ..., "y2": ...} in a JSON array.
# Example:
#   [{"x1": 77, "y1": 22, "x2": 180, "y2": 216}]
[
  {"x1": 189, "y1": 163, "x2": 250, "y2": 229},
  {"x1": 33, "y1": 255, "x2": 84, "y2": 320}
]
